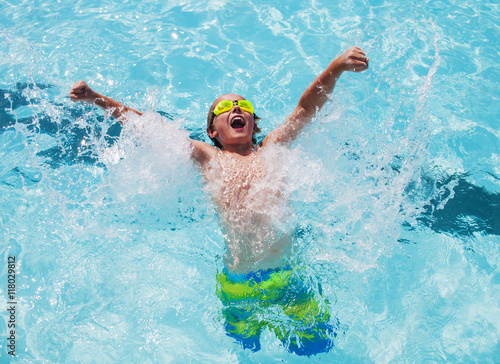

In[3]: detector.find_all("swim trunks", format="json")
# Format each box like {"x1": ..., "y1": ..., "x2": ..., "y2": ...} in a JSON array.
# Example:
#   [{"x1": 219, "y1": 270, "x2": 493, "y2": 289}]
[{"x1": 216, "y1": 266, "x2": 338, "y2": 356}]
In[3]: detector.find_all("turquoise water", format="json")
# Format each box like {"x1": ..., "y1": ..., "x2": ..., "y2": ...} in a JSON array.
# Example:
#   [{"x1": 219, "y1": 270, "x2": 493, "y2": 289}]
[{"x1": 1, "y1": 0, "x2": 499, "y2": 362}]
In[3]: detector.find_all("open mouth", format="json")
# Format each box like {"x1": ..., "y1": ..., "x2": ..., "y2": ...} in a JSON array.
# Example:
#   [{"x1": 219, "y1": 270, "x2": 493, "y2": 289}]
[{"x1": 230, "y1": 116, "x2": 246, "y2": 130}]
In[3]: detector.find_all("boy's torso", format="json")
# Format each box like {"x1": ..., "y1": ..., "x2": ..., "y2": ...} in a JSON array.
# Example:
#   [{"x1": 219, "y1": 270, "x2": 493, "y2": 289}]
[{"x1": 203, "y1": 149, "x2": 292, "y2": 274}]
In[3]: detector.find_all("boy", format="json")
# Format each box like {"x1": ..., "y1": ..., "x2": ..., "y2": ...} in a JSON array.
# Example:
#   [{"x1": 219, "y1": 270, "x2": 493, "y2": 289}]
[{"x1": 69, "y1": 46, "x2": 368, "y2": 355}]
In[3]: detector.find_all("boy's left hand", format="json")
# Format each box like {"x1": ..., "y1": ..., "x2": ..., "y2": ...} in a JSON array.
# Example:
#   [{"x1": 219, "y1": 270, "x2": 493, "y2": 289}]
[{"x1": 340, "y1": 47, "x2": 369, "y2": 72}]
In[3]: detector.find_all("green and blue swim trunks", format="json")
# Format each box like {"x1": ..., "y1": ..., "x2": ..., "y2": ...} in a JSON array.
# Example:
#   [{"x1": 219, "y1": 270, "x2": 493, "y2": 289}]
[{"x1": 216, "y1": 266, "x2": 338, "y2": 356}]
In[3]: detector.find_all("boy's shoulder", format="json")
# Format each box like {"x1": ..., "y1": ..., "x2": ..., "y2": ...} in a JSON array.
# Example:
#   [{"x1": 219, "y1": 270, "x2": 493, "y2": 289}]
[{"x1": 191, "y1": 139, "x2": 218, "y2": 165}]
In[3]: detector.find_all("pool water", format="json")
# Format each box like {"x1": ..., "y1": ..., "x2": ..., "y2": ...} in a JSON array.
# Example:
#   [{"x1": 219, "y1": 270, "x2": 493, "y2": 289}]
[{"x1": 1, "y1": 0, "x2": 499, "y2": 362}]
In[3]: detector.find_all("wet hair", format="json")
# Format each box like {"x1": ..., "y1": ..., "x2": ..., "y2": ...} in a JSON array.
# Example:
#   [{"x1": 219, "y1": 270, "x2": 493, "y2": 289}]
[{"x1": 206, "y1": 98, "x2": 261, "y2": 149}]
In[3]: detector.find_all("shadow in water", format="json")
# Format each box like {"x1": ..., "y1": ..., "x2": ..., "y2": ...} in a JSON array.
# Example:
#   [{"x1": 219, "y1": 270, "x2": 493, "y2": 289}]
[{"x1": 419, "y1": 176, "x2": 500, "y2": 236}]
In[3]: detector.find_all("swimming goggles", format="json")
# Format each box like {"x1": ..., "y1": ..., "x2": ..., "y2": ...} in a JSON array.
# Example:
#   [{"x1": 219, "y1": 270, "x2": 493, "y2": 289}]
[{"x1": 213, "y1": 99, "x2": 255, "y2": 116}]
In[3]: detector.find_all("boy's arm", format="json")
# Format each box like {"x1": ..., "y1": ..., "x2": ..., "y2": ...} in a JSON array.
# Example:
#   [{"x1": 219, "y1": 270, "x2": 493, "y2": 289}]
[
  {"x1": 69, "y1": 80, "x2": 142, "y2": 124},
  {"x1": 262, "y1": 47, "x2": 368, "y2": 146},
  {"x1": 69, "y1": 80, "x2": 218, "y2": 166}
]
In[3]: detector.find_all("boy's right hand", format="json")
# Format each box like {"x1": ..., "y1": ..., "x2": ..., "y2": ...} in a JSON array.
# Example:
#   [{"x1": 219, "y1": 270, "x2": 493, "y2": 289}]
[{"x1": 69, "y1": 81, "x2": 97, "y2": 102}]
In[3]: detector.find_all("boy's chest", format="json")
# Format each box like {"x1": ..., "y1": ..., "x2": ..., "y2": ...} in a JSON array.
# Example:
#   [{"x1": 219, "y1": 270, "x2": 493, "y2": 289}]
[
  {"x1": 205, "y1": 150, "x2": 288, "y2": 228},
  {"x1": 222, "y1": 155, "x2": 264, "y2": 186},
  {"x1": 211, "y1": 153, "x2": 268, "y2": 207}
]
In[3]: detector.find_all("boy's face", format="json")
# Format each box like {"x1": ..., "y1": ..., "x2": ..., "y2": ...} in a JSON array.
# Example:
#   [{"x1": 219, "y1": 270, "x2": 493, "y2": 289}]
[{"x1": 207, "y1": 93, "x2": 257, "y2": 149}]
